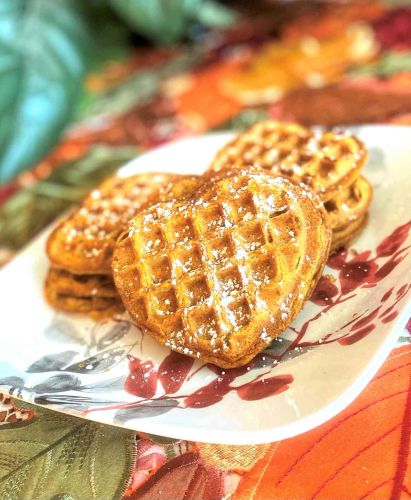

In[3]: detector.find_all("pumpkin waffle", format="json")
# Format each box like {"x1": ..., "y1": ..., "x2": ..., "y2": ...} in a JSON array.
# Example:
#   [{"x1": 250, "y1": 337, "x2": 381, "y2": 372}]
[
  {"x1": 326, "y1": 176, "x2": 372, "y2": 251},
  {"x1": 113, "y1": 168, "x2": 331, "y2": 368},
  {"x1": 332, "y1": 212, "x2": 369, "y2": 252},
  {"x1": 46, "y1": 268, "x2": 118, "y2": 298},
  {"x1": 158, "y1": 174, "x2": 203, "y2": 202},
  {"x1": 44, "y1": 272, "x2": 124, "y2": 317},
  {"x1": 208, "y1": 121, "x2": 367, "y2": 202},
  {"x1": 46, "y1": 172, "x2": 190, "y2": 276}
]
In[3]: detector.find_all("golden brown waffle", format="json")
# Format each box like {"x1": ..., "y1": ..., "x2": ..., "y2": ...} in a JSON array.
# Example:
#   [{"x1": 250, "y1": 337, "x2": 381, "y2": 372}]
[
  {"x1": 113, "y1": 168, "x2": 331, "y2": 368},
  {"x1": 44, "y1": 274, "x2": 124, "y2": 317},
  {"x1": 46, "y1": 172, "x2": 189, "y2": 275},
  {"x1": 208, "y1": 121, "x2": 367, "y2": 202},
  {"x1": 46, "y1": 268, "x2": 118, "y2": 298},
  {"x1": 325, "y1": 175, "x2": 372, "y2": 249},
  {"x1": 159, "y1": 174, "x2": 203, "y2": 201},
  {"x1": 331, "y1": 213, "x2": 369, "y2": 252}
]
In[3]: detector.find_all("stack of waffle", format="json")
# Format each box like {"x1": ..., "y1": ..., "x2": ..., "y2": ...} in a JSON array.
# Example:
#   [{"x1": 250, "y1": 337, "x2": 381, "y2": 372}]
[
  {"x1": 45, "y1": 173, "x2": 185, "y2": 316},
  {"x1": 209, "y1": 121, "x2": 372, "y2": 252},
  {"x1": 44, "y1": 121, "x2": 372, "y2": 368}
]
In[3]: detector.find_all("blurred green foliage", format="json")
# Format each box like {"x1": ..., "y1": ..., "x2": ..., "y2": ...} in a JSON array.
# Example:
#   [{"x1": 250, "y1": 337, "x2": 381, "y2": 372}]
[
  {"x1": 110, "y1": 0, "x2": 235, "y2": 43},
  {"x1": 350, "y1": 51, "x2": 411, "y2": 77},
  {"x1": 0, "y1": 0, "x2": 92, "y2": 184},
  {"x1": 0, "y1": 0, "x2": 235, "y2": 184},
  {"x1": 0, "y1": 145, "x2": 139, "y2": 248}
]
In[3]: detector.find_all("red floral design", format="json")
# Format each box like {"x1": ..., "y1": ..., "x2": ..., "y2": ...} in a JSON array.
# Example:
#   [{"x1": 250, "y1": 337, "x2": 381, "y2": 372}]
[
  {"x1": 236, "y1": 374, "x2": 293, "y2": 401},
  {"x1": 126, "y1": 451, "x2": 224, "y2": 500},
  {"x1": 0, "y1": 394, "x2": 34, "y2": 425},
  {"x1": 310, "y1": 275, "x2": 339, "y2": 306},
  {"x1": 158, "y1": 352, "x2": 194, "y2": 394},
  {"x1": 123, "y1": 439, "x2": 168, "y2": 496},
  {"x1": 125, "y1": 357, "x2": 158, "y2": 399}
]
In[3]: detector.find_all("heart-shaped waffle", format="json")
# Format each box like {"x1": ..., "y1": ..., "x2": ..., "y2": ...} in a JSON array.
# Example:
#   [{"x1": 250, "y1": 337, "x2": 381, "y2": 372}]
[
  {"x1": 113, "y1": 168, "x2": 331, "y2": 368},
  {"x1": 208, "y1": 121, "x2": 367, "y2": 201},
  {"x1": 46, "y1": 172, "x2": 191, "y2": 275}
]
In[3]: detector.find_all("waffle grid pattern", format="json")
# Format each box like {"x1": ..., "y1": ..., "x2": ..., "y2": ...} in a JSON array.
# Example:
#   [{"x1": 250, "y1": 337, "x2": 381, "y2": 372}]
[
  {"x1": 115, "y1": 175, "x2": 306, "y2": 355},
  {"x1": 211, "y1": 122, "x2": 366, "y2": 200},
  {"x1": 47, "y1": 173, "x2": 182, "y2": 275}
]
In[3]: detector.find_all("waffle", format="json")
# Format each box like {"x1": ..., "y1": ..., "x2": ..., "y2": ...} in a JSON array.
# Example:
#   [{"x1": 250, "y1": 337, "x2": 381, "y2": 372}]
[
  {"x1": 44, "y1": 273, "x2": 124, "y2": 317},
  {"x1": 159, "y1": 174, "x2": 203, "y2": 201},
  {"x1": 113, "y1": 168, "x2": 331, "y2": 368},
  {"x1": 46, "y1": 172, "x2": 187, "y2": 276},
  {"x1": 46, "y1": 267, "x2": 118, "y2": 298},
  {"x1": 325, "y1": 175, "x2": 372, "y2": 251},
  {"x1": 331, "y1": 212, "x2": 369, "y2": 252},
  {"x1": 208, "y1": 121, "x2": 367, "y2": 202}
]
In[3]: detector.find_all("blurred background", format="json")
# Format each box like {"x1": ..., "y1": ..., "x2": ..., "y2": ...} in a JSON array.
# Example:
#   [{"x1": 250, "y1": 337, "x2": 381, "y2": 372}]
[{"x1": 0, "y1": 0, "x2": 410, "y2": 263}]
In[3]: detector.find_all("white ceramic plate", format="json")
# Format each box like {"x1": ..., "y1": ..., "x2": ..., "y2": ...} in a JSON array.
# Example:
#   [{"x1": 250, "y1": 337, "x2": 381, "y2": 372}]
[{"x1": 1, "y1": 125, "x2": 410, "y2": 444}]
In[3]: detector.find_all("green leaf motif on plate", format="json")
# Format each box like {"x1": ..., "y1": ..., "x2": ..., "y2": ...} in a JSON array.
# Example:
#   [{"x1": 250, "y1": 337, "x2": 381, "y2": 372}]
[
  {"x1": 0, "y1": 402, "x2": 136, "y2": 500},
  {"x1": 0, "y1": 0, "x2": 92, "y2": 183}
]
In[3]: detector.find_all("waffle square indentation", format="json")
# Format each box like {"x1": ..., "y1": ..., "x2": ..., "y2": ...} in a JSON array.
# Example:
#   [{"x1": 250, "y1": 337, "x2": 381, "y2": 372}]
[
  {"x1": 237, "y1": 222, "x2": 265, "y2": 251},
  {"x1": 301, "y1": 174, "x2": 314, "y2": 187},
  {"x1": 169, "y1": 216, "x2": 196, "y2": 243},
  {"x1": 147, "y1": 254, "x2": 172, "y2": 284},
  {"x1": 324, "y1": 200, "x2": 337, "y2": 213},
  {"x1": 152, "y1": 286, "x2": 178, "y2": 316},
  {"x1": 228, "y1": 298, "x2": 252, "y2": 328},
  {"x1": 128, "y1": 296, "x2": 148, "y2": 321},
  {"x1": 207, "y1": 234, "x2": 235, "y2": 262},
  {"x1": 173, "y1": 243, "x2": 202, "y2": 273},
  {"x1": 268, "y1": 213, "x2": 300, "y2": 245},
  {"x1": 250, "y1": 253, "x2": 277, "y2": 284},
  {"x1": 217, "y1": 266, "x2": 243, "y2": 294},
  {"x1": 231, "y1": 192, "x2": 257, "y2": 220},
  {"x1": 338, "y1": 143, "x2": 353, "y2": 157},
  {"x1": 183, "y1": 276, "x2": 211, "y2": 306},
  {"x1": 200, "y1": 205, "x2": 226, "y2": 233},
  {"x1": 277, "y1": 147, "x2": 291, "y2": 161},
  {"x1": 141, "y1": 226, "x2": 166, "y2": 253},
  {"x1": 297, "y1": 151, "x2": 313, "y2": 164},
  {"x1": 165, "y1": 315, "x2": 185, "y2": 339},
  {"x1": 116, "y1": 265, "x2": 141, "y2": 290},
  {"x1": 188, "y1": 307, "x2": 221, "y2": 340},
  {"x1": 279, "y1": 165, "x2": 294, "y2": 177},
  {"x1": 318, "y1": 156, "x2": 334, "y2": 177}
]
